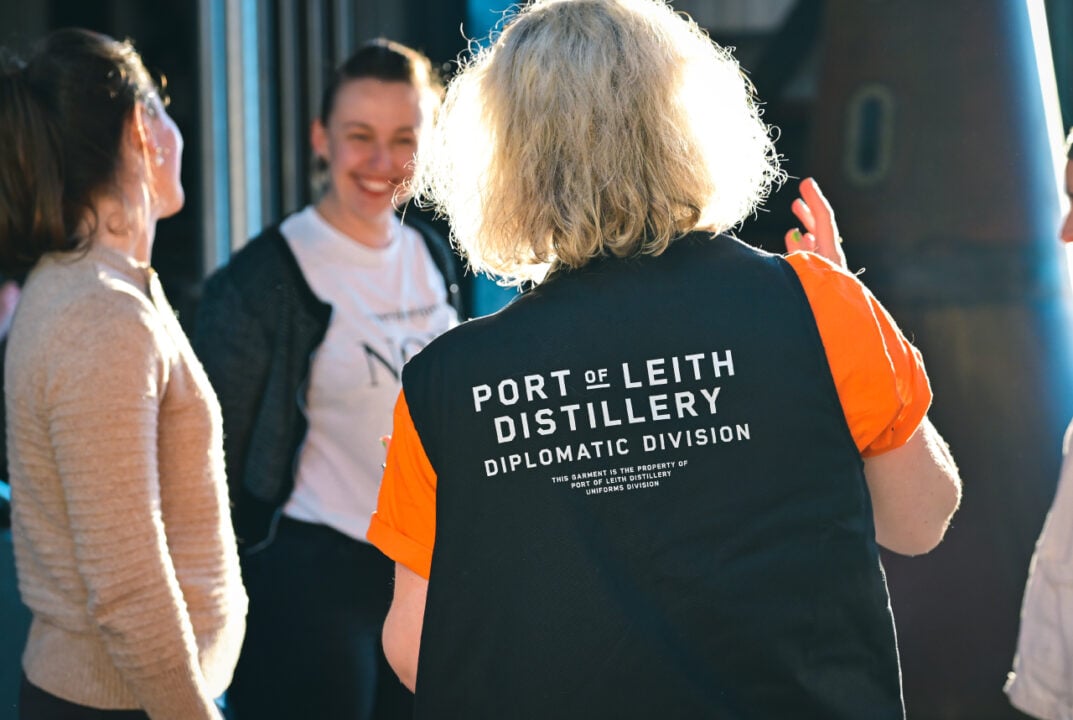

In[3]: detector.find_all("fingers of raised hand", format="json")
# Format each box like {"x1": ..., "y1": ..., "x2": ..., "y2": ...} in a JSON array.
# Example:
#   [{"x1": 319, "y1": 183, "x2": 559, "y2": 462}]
[
  {"x1": 800, "y1": 178, "x2": 838, "y2": 237},
  {"x1": 791, "y1": 198, "x2": 815, "y2": 232},
  {"x1": 785, "y1": 228, "x2": 817, "y2": 254}
]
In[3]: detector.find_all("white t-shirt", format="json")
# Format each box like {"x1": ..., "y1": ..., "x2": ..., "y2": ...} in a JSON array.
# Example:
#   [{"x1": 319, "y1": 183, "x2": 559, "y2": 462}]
[{"x1": 280, "y1": 206, "x2": 458, "y2": 541}]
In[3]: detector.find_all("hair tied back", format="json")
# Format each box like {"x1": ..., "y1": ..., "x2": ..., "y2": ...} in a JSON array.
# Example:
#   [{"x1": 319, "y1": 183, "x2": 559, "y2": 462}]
[{"x1": 0, "y1": 49, "x2": 67, "y2": 273}]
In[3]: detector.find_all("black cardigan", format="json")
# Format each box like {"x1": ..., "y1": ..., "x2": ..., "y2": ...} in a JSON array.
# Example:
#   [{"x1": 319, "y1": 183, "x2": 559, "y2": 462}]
[{"x1": 193, "y1": 216, "x2": 463, "y2": 552}]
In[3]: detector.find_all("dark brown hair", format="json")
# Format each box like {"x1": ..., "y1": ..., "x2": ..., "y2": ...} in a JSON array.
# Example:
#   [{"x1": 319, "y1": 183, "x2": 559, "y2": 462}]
[
  {"x1": 0, "y1": 28, "x2": 155, "y2": 274},
  {"x1": 319, "y1": 38, "x2": 441, "y2": 125}
]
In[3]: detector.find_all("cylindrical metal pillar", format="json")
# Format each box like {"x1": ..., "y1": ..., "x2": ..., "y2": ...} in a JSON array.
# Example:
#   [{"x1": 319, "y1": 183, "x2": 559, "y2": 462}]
[{"x1": 810, "y1": 1, "x2": 1073, "y2": 718}]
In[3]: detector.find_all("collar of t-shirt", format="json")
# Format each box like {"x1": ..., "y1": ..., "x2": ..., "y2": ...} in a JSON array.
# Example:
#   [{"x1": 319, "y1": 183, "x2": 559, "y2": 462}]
[{"x1": 282, "y1": 205, "x2": 403, "y2": 272}]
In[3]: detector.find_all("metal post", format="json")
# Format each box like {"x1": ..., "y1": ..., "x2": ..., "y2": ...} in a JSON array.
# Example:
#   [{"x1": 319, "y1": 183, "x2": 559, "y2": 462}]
[
  {"x1": 198, "y1": 0, "x2": 231, "y2": 273},
  {"x1": 278, "y1": 0, "x2": 303, "y2": 214}
]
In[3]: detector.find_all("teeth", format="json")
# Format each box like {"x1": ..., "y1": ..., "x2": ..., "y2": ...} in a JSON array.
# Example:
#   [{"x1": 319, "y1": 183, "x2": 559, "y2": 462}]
[{"x1": 358, "y1": 178, "x2": 392, "y2": 193}]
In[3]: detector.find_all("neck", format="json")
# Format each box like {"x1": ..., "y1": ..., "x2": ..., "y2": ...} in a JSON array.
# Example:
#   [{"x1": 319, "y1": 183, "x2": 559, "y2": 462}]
[
  {"x1": 315, "y1": 192, "x2": 398, "y2": 249},
  {"x1": 83, "y1": 196, "x2": 156, "y2": 265}
]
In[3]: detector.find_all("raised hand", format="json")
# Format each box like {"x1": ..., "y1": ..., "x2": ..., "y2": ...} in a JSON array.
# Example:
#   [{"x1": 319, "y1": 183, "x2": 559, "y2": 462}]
[{"x1": 784, "y1": 177, "x2": 847, "y2": 269}]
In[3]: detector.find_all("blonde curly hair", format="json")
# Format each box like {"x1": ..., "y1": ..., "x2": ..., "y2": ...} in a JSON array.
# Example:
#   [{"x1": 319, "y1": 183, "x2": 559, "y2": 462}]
[{"x1": 411, "y1": 0, "x2": 783, "y2": 284}]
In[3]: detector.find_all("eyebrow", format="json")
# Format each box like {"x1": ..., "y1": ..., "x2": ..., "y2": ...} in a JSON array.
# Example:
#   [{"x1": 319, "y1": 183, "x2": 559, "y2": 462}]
[{"x1": 339, "y1": 121, "x2": 417, "y2": 133}]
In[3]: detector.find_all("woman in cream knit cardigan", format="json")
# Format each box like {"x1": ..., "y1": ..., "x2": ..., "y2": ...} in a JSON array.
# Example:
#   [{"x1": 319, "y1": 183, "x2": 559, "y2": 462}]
[{"x1": 0, "y1": 29, "x2": 246, "y2": 719}]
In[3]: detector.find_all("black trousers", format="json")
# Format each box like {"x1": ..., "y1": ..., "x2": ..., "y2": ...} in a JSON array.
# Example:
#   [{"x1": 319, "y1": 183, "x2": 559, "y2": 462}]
[
  {"x1": 18, "y1": 676, "x2": 150, "y2": 720},
  {"x1": 227, "y1": 516, "x2": 413, "y2": 720}
]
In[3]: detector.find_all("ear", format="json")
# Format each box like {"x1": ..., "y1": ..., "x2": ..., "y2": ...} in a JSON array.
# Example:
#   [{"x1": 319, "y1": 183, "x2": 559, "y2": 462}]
[{"x1": 310, "y1": 118, "x2": 329, "y2": 161}]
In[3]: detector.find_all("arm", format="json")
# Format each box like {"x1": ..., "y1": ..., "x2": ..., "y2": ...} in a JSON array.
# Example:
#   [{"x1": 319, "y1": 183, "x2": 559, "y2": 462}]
[
  {"x1": 864, "y1": 416, "x2": 961, "y2": 555},
  {"x1": 382, "y1": 563, "x2": 429, "y2": 692},
  {"x1": 48, "y1": 296, "x2": 220, "y2": 719},
  {"x1": 192, "y1": 268, "x2": 270, "y2": 513},
  {"x1": 784, "y1": 251, "x2": 961, "y2": 556},
  {"x1": 368, "y1": 392, "x2": 438, "y2": 691},
  {"x1": 785, "y1": 177, "x2": 848, "y2": 270}
]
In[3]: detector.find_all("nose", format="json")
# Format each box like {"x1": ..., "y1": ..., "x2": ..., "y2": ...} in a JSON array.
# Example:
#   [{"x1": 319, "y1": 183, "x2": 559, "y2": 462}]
[
  {"x1": 367, "y1": 141, "x2": 394, "y2": 173},
  {"x1": 1062, "y1": 210, "x2": 1073, "y2": 244}
]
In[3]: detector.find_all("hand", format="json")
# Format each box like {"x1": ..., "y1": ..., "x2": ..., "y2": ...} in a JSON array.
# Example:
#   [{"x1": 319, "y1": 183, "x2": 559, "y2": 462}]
[{"x1": 784, "y1": 177, "x2": 847, "y2": 269}]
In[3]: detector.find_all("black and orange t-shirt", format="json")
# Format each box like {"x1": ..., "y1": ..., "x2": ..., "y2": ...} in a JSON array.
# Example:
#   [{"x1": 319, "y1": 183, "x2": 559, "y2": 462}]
[
  {"x1": 372, "y1": 235, "x2": 915, "y2": 718},
  {"x1": 368, "y1": 249, "x2": 931, "y2": 580}
]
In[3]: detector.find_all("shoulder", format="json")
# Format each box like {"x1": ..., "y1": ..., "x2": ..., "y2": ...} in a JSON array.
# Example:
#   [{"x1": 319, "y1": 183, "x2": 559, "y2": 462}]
[
  {"x1": 781, "y1": 251, "x2": 906, "y2": 337},
  {"x1": 206, "y1": 224, "x2": 293, "y2": 287},
  {"x1": 667, "y1": 232, "x2": 794, "y2": 281},
  {"x1": 782, "y1": 250, "x2": 864, "y2": 294},
  {"x1": 403, "y1": 213, "x2": 455, "y2": 281},
  {"x1": 402, "y1": 308, "x2": 499, "y2": 390},
  {"x1": 402, "y1": 214, "x2": 450, "y2": 253},
  {"x1": 67, "y1": 275, "x2": 161, "y2": 351},
  {"x1": 199, "y1": 222, "x2": 319, "y2": 315},
  {"x1": 782, "y1": 251, "x2": 884, "y2": 335},
  {"x1": 13, "y1": 262, "x2": 166, "y2": 386},
  {"x1": 23, "y1": 254, "x2": 157, "y2": 335},
  {"x1": 401, "y1": 212, "x2": 465, "y2": 316},
  {"x1": 196, "y1": 218, "x2": 332, "y2": 338}
]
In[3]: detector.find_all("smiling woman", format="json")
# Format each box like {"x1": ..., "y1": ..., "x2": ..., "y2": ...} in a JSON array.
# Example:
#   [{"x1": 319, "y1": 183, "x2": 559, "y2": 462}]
[
  {"x1": 309, "y1": 46, "x2": 439, "y2": 249},
  {"x1": 311, "y1": 79, "x2": 419, "y2": 244},
  {"x1": 192, "y1": 38, "x2": 464, "y2": 720}
]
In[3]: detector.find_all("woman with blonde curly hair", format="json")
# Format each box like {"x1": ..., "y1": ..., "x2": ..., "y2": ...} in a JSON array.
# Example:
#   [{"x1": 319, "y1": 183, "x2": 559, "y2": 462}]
[{"x1": 368, "y1": 1, "x2": 961, "y2": 717}]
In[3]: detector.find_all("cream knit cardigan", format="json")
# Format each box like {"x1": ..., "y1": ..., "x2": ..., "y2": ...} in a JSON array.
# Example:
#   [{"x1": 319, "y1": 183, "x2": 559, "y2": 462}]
[{"x1": 5, "y1": 244, "x2": 247, "y2": 719}]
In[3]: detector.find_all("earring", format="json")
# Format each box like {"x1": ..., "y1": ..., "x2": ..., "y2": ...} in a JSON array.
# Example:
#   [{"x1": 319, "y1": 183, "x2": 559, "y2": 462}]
[{"x1": 153, "y1": 146, "x2": 165, "y2": 167}]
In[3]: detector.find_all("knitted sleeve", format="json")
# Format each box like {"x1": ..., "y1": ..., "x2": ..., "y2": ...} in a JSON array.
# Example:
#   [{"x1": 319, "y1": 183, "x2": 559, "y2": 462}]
[{"x1": 43, "y1": 288, "x2": 220, "y2": 720}]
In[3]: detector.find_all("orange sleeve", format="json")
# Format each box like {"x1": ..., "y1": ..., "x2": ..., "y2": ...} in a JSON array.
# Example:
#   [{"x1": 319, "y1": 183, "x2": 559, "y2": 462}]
[
  {"x1": 785, "y1": 251, "x2": 932, "y2": 457},
  {"x1": 367, "y1": 390, "x2": 438, "y2": 579}
]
